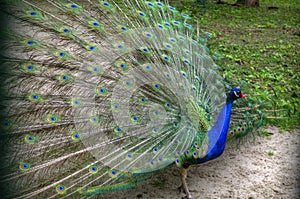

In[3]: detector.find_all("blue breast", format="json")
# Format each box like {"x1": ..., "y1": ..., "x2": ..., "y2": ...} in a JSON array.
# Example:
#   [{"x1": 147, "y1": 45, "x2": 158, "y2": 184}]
[{"x1": 188, "y1": 102, "x2": 233, "y2": 165}]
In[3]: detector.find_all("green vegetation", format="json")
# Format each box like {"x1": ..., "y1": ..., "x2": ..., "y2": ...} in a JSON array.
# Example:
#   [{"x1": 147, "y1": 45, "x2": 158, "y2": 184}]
[
  {"x1": 259, "y1": 130, "x2": 274, "y2": 137},
  {"x1": 173, "y1": 0, "x2": 299, "y2": 130}
]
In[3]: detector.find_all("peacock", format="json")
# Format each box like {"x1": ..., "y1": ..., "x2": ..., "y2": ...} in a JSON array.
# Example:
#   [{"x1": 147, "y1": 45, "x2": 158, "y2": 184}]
[{"x1": 0, "y1": 0, "x2": 264, "y2": 198}]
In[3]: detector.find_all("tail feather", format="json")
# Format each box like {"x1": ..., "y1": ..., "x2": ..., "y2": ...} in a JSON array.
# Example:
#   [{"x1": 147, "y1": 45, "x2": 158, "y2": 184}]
[
  {"x1": 227, "y1": 84, "x2": 265, "y2": 142},
  {"x1": 0, "y1": 0, "x2": 265, "y2": 198}
]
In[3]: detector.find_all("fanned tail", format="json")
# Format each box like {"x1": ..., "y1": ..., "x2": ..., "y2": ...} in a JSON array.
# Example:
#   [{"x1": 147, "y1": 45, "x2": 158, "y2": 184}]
[{"x1": 0, "y1": 0, "x2": 227, "y2": 198}]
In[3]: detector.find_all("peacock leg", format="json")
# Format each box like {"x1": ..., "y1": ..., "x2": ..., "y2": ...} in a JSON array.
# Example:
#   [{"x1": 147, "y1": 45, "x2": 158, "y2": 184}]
[{"x1": 180, "y1": 167, "x2": 195, "y2": 199}]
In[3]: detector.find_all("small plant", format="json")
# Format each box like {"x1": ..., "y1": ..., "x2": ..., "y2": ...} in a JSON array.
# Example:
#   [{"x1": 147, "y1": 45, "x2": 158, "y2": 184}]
[{"x1": 259, "y1": 131, "x2": 273, "y2": 138}]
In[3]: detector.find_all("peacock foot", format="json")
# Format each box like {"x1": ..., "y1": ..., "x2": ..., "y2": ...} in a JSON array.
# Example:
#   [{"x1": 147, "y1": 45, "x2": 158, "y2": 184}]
[
  {"x1": 179, "y1": 183, "x2": 195, "y2": 199},
  {"x1": 184, "y1": 196, "x2": 195, "y2": 199},
  {"x1": 181, "y1": 192, "x2": 195, "y2": 199}
]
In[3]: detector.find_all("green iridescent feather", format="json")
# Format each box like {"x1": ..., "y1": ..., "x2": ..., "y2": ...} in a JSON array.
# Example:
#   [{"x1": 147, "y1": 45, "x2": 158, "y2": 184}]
[{"x1": 0, "y1": 0, "x2": 265, "y2": 198}]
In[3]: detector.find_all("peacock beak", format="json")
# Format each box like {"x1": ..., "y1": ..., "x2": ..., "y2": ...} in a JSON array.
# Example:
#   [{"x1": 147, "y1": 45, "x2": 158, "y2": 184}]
[{"x1": 240, "y1": 92, "x2": 246, "y2": 98}]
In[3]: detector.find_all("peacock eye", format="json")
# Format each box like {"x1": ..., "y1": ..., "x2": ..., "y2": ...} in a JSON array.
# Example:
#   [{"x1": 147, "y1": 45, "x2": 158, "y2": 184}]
[{"x1": 234, "y1": 91, "x2": 240, "y2": 97}]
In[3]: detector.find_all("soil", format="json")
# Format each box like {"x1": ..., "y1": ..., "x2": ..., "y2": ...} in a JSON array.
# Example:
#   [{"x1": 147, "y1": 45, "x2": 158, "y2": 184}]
[{"x1": 111, "y1": 126, "x2": 300, "y2": 199}]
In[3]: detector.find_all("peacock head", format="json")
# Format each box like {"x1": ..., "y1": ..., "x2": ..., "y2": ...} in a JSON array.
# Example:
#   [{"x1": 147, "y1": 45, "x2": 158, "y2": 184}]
[{"x1": 228, "y1": 87, "x2": 246, "y2": 101}]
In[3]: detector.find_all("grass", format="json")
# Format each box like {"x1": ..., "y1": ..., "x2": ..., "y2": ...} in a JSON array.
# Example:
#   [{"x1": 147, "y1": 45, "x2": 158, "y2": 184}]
[{"x1": 172, "y1": 0, "x2": 300, "y2": 130}]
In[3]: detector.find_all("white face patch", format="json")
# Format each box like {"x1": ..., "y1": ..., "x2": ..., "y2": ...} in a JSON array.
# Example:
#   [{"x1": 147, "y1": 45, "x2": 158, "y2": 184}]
[{"x1": 234, "y1": 91, "x2": 239, "y2": 97}]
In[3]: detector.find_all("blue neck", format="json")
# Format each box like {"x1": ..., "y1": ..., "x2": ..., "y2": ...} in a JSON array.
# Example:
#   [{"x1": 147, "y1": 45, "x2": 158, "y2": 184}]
[{"x1": 187, "y1": 98, "x2": 233, "y2": 166}]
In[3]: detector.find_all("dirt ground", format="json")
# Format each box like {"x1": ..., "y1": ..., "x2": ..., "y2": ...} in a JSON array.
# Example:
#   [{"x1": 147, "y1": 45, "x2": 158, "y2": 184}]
[{"x1": 110, "y1": 126, "x2": 299, "y2": 199}]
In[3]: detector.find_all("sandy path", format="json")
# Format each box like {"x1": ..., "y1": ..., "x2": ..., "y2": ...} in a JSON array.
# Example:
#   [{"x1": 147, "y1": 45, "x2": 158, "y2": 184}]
[{"x1": 109, "y1": 127, "x2": 299, "y2": 199}]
